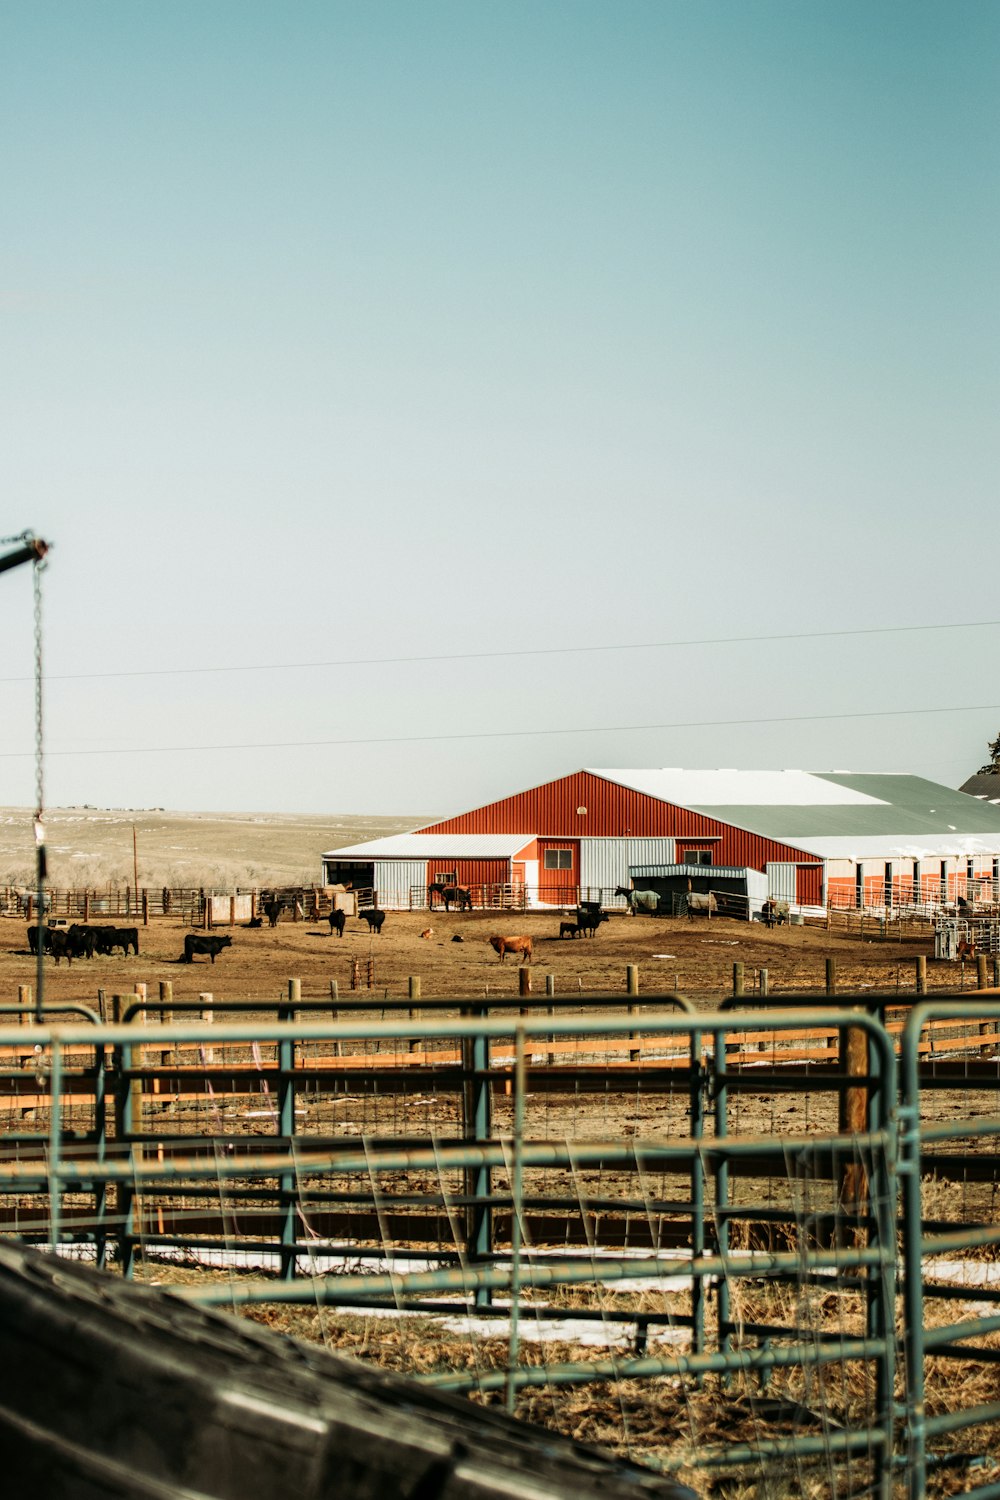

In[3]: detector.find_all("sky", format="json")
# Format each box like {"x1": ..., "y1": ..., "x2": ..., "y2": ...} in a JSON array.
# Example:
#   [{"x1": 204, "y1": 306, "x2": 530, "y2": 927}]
[{"x1": 1, "y1": 1, "x2": 998, "y2": 820}]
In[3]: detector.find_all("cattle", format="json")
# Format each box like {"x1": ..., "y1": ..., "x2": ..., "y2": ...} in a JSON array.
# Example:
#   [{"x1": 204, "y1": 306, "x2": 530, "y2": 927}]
[
  {"x1": 614, "y1": 886, "x2": 659, "y2": 915},
  {"x1": 245, "y1": 916, "x2": 263, "y2": 928},
  {"x1": 263, "y1": 899, "x2": 283, "y2": 928},
  {"x1": 48, "y1": 930, "x2": 70, "y2": 964},
  {"x1": 182, "y1": 934, "x2": 233, "y2": 964},
  {"x1": 66, "y1": 924, "x2": 98, "y2": 959},
  {"x1": 111, "y1": 927, "x2": 139, "y2": 956},
  {"x1": 328, "y1": 909, "x2": 347, "y2": 937},
  {"x1": 27, "y1": 926, "x2": 74, "y2": 964},
  {"x1": 488, "y1": 934, "x2": 532, "y2": 964},
  {"x1": 559, "y1": 921, "x2": 581, "y2": 939},
  {"x1": 428, "y1": 883, "x2": 473, "y2": 912},
  {"x1": 685, "y1": 892, "x2": 718, "y2": 919},
  {"x1": 359, "y1": 909, "x2": 386, "y2": 934},
  {"x1": 574, "y1": 908, "x2": 608, "y2": 937},
  {"x1": 419, "y1": 928, "x2": 433, "y2": 939}
]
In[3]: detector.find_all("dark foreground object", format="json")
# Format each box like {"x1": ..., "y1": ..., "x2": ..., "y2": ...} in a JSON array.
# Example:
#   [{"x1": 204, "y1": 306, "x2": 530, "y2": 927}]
[{"x1": 0, "y1": 1245, "x2": 697, "y2": 1500}]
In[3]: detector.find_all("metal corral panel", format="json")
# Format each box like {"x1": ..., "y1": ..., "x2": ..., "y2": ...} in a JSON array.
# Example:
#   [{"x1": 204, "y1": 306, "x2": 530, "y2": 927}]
[
  {"x1": 579, "y1": 838, "x2": 676, "y2": 904},
  {"x1": 370, "y1": 861, "x2": 426, "y2": 910},
  {"x1": 630, "y1": 864, "x2": 750, "y2": 882}
]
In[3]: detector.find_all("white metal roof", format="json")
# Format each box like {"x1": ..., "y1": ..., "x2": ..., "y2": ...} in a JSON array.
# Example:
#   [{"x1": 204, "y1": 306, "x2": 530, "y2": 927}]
[
  {"x1": 589, "y1": 768, "x2": 886, "y2": 807},
  {"x1": 322, "y1": 833, "x2": 534, "y2": 860},
  {"x1": 790, "y1": 835, "x2": 1000, "y2": 861}
]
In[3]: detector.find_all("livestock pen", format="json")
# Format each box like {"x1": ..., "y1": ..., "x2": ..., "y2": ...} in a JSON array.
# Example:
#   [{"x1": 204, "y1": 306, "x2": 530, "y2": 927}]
[{"x1": 2, "y1": 992, "x2": 1000, "y2": 1495}]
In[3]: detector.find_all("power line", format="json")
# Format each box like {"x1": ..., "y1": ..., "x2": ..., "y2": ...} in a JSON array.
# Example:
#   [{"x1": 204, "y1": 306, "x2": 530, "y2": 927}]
[
  {"x1": 1, "y1": 618, "x2": 998, "y2": 684},
  {"x1": 3, "y1": 699, "x2": 999, "y2": 760}
]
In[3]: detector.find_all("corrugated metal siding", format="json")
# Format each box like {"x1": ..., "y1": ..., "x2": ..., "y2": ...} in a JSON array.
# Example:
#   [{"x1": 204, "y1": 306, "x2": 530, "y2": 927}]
[
  {"x1": 538, "y1": 840, "x2": 578, "y2": 903},
  {"x1": 370, "y1": 860, "x2": 426, "y2": 910},
  {"x1": 796, "y1": 865, "x2": 824, "y2": 905},
  {"x1": 445, "y1": 859, "x2": 511, "y2": 887},
  {"x1": 422, "y1": 771, "x2": 817, "y2": 869},
  {"x1": 767, "y1": 863, "x2": 798, "y2": 902},
  {"x1": 579, "y1": 838, "x2": 676, "y2": 901}
]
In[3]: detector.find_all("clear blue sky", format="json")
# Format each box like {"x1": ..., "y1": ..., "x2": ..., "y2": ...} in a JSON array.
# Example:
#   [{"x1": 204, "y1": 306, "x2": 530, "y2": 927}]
[{"x1": 1, "y1": 1, "x2": 998, "y2": 817}]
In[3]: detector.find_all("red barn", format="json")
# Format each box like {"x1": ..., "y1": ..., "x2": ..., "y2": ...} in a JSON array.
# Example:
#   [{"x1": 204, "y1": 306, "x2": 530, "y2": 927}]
[{"x1": 322, "y1": 767, "x2": 1000, "y2": 912}]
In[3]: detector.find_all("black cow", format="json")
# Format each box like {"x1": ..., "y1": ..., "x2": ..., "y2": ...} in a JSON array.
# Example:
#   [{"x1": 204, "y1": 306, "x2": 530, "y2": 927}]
[
  {"x1": 358, "y1": 909, "x2": 386, "y2": 934},
  {"x1": 263, "y1": 899, "x2": 283, "y2": 928},
  {"x1": 26, "y1": 930, "x2": 72, "y2": 966},
  {"x1": 66, "y1": 924, "x2": 98, "y2": 959},
  {"x1": 559, "y1": 920, "x2": 581, "y2": 939},
  {"x1": 183, "y1": 934, "x2": 233, "y2": 963},
  {"x1": 575, "y1": 908, "x2": 608, "y2": 938},
  {"x1": 106, "y1": 927, "x2": 139, "y2": 956},
  {"x1": 26, "y1": 927, "x2": 74, "y2": 964},
  {"x1": 328, "y1": 909, "x2": 347, "y2": 937}
]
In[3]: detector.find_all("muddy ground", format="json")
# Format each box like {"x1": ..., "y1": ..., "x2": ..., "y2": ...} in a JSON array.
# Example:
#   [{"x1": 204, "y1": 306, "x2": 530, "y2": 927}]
[{"x1": 0, "y1": 905, "x2": 972, "y2": 1011}]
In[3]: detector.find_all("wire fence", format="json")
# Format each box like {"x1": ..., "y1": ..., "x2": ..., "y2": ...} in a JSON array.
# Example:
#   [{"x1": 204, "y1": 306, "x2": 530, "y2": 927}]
[{"x1": 2, "y1": 996, "x2": 1000, "y2": 1493}]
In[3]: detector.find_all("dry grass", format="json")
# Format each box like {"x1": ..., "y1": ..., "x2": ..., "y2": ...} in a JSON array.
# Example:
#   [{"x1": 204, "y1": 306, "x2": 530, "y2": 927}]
[
  {"x1": 0, "y1": 805, "x2": 419, "y2": 889},
  {"x1": 136, "y1": 1258, "x2": 1000, "y2": 1495}
]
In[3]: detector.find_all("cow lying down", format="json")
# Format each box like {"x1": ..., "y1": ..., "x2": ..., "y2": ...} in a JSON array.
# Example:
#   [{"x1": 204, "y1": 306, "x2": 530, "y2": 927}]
[{"x1": 182, "y1": 934, "x2": 233, "y2": 963}]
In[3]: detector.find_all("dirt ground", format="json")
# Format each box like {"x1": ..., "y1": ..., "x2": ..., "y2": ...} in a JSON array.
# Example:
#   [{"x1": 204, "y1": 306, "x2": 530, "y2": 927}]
[{"x1": 0, "y1": 904, "x2": 971, "y2": 1012}]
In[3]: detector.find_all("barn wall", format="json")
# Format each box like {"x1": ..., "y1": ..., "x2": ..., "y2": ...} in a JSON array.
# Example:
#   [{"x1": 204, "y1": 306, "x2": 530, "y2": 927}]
[
  {"x1": 796, "y1": 865, "x2": 825, "y2": 905},
  {"x1": 423, "y1": 771, "x2": 814, "y2": 872},
  {"x1": 426, "y1": 858, "x2": 511, "y2": 888},
  {"x1": 579, "y1": 838, "x2": 677, "y2": 904},
  {"x1": 370, "y1": 860, "x2": 427, "y2": 909}
]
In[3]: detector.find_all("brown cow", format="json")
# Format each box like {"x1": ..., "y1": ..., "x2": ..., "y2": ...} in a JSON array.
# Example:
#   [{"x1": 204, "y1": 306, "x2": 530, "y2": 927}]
[{"x1": 488, "y1": 934, "x2": 532, "y2": 964}]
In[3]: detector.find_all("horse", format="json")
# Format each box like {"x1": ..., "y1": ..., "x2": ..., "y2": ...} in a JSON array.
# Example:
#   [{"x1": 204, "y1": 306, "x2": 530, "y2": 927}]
[
  {"x1": 428, "y1": 883, "x2": 472, "y2": 911},
  {"x1": 685, "y1": 892, "x2": 717, "y2": 919},
  {"x1": 614, "y1": 886, "x2": 659, "y2": 915},
  {"x1": 489, "y1": 934, "x2": 532, "y2": 964}
]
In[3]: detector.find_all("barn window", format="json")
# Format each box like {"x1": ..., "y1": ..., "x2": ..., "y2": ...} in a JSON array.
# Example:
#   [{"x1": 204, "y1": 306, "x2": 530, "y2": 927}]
[
  {"x1": 543, "y1": 849, "x2": 573, "y2": 870},
  {"x1": 684, "y1": 849, "x2": 712, "y2": 866},
  {"x1": 434, "y1": 871, "x2": 456, "y2": 885}
]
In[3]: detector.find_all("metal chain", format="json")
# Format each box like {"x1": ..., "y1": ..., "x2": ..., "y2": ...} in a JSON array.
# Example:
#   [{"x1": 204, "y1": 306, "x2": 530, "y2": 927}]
[
  {"x1": 32, "y1": 550, "x2": 47, "y2": 1021},
  {"x1": 33, "y1": 556, "x2": 45, "y2": 820}
]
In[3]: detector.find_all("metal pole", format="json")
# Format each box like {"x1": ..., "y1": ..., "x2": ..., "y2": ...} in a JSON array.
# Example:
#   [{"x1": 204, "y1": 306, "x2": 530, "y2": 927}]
[{"x1": 505, "y1": 1026, "x2": 527, "y2": 1413}]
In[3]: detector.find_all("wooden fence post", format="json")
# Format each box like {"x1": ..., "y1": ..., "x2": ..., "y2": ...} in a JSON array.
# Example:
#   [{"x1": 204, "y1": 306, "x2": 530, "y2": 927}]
[
  {"x1": 627, "y1": 964, "x2": 640, "y2": 1062},
  {"x1": 200, "y1": 993, "x2": 213, "y2": 1062},
  {"x1": 977, "y1": 954, "x2": 988, "y2": 990},
  {"x1": 142, "y1": 890, "x2": 149, "y2": 926},
  {"x1": 732, "y1": 962, "x2": 744, "y2": 998},
  {"x1": 825, "y1": 957, "x2": 836, "y2": 996},
  {"x1": 915, "y1": 955, "x2": 926, "y2": 995},
  {"x1": 17, "y1": 984, "x2": 30, "y2": 1024},
  {"x1": 518, "y1": 966, "x2": 531, "y2": 998},
  {"x1": 759, "y1": 968, "x2": 769, "y2": 998},
  {"x1": 839, "y1": 1006, "x2": 869, "y2": 1247},
  {"x1": 408, "y1": 976, "x2": 421, "y2": 1053}
]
